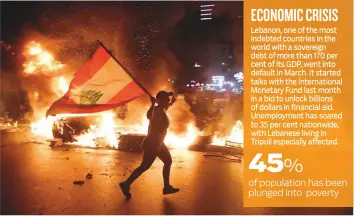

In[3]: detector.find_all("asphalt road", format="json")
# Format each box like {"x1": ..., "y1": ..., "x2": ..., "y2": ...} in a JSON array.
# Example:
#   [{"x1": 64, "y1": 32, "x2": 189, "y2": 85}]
[{"x1": 1, "y1": 129, "x2": 352, "y2": 215}]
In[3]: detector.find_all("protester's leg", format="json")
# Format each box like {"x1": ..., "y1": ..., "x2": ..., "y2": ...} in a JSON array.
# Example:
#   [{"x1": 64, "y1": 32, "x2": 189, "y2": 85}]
[
  {"x1": 157, "y1": 144, "x2": 172, "y2": 188},
  {"x1": 119, "y1": 149, "x2": 156, "y2": 198},
  {"x1": 125, "y1": 150, "x2": 157, "y2": 185},
  {"x1": 157, "y1": 144, "x2": 179, "y2": 194}
]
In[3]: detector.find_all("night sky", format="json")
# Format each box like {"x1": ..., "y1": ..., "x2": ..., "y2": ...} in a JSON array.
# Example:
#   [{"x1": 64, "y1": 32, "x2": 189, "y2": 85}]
[{"x1": 1, "y1": 2, "x2": 37, "y2": 43}]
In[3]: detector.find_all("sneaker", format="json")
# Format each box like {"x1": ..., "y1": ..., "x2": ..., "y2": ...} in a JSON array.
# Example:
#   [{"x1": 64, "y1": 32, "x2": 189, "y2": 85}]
[
  {"x1": 119, "y1": 182, "x2": 131, "y2": 199},
  {"x1": 163, "y1": 185, "x2": 180, "y2": 195}
]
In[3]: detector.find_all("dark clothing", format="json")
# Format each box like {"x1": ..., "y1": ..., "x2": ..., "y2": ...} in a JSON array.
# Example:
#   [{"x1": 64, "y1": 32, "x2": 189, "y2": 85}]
[
  {"x1": 125, "y1": 105, "x2": 172, "y2": 187},
  {"x1": 126, "y1": 144, "x2": 172, "y2": 187},
  {"x1": 142, "y1": 106, "x2": 169, "y2": 151}
]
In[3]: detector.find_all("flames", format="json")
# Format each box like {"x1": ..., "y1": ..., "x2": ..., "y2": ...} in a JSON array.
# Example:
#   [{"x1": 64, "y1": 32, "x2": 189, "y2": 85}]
[
  {"x1": 24, "y1": 41, "x2": 243, "y2": 150},
  {"x1": 30, "y1": 110, "x2": 200, "y2": 149},
  {"x1": 226, "y1": 121, "x2": 243, "y2": 144},
  {"x1": 0, "y1": 121, "x2": 18, "y2": 131},
  {"x1": 212, "y1": 120, "x2": 243, "y2": 147},
  {"x1": 30, "y1": 116, "x2": 57, "y2": 138},
  {"x1": 53, "y1": 76, "x2": 70, "y2": 96},
  {"x1": 71, "y1": 112, "x2": 119, "y2": 149},
  {"x1": 165, "y1": 123, "x2": 198, "y2": 148},
  {"x1": 23, "y1": 41, "x2": 64, "y2": 75}
]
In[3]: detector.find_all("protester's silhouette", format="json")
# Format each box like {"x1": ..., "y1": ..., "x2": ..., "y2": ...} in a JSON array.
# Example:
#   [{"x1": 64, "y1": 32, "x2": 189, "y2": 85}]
[{"x1": 119, "y1": 91, "x2": 180, "y2": 199}]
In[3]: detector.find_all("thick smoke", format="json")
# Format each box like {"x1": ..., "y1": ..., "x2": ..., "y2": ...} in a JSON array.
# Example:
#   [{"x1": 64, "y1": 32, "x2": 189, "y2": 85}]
[{"x1": 167, "y1": 96, "x2": 197, "y2": 134}]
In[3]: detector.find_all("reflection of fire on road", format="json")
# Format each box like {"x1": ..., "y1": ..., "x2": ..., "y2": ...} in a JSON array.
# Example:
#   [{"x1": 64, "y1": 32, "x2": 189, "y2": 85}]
[{"x1": 25, "y1": 41, "x2": 243, "y2": 149}]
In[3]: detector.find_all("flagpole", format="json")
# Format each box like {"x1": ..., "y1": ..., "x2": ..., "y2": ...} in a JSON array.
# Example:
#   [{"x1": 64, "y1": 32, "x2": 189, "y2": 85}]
[{"x1": 96, "y1": 40, "x2": 153, "y2": 98}]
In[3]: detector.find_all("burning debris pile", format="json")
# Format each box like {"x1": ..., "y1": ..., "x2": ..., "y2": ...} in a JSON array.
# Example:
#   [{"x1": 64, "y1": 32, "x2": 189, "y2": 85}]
[
  {"x1": 213, "y1": 120, "x2": 243, "y2": 147},
  {"x1": 22, "y1": 41, "x2": 243, "y2": 150},
  {"x1": 0, "y1": 120, "x2": 19, "y2": 132}
]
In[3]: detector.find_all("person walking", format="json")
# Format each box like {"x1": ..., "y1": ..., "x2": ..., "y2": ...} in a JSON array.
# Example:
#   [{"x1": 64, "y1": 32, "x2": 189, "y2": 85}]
[{"x1": 119, "y1": 91, "x2": 180, "y2": 199}]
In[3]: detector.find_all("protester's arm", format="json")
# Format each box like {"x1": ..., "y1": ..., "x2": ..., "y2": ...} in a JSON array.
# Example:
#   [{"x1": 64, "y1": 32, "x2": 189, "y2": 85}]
[
  {"x1": 170, "y1": 95, "x2": 176, "y2": 106},
  {"x1": 146, "y1": 96, "x2": 156, "y2": 120},
  {"x1": 166, "y1": 95, "x2": 176, "y2": 110}
]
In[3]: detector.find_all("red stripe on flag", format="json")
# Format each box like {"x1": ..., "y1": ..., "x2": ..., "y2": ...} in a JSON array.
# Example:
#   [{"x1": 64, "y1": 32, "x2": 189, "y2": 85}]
[
  {"x1": 107, "y1": 81, "x2": 145, "y2": 104},
  {"x1": 46, "y1": 81, "x2": 145, "y2": 116},
  {"x1": 69, "y1": 46, "x2": 111, "y2": 88},
  {"x1": 46, "y1": 44, "x2": 147, "y2": 116},
  {"x1": 48, "y1": 45, "x2": 112, "y2": 113},
  {"x1": 46, "y1": 97, "x2": 139, "y2": 115}
]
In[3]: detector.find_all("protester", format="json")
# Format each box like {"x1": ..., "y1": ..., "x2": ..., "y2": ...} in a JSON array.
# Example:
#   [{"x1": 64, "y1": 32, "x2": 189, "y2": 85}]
[{"x1": 119, "y1": 91, "x2": 180, "y2": 199}]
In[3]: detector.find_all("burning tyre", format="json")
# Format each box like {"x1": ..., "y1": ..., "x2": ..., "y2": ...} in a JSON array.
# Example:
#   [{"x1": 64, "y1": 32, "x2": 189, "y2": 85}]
[{"x1": 52, "y1": 117, "x2": 92, "y2": 143}]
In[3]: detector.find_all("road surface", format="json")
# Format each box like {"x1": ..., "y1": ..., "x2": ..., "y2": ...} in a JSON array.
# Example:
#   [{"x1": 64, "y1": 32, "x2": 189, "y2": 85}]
[{"x1": 1, "y1": 129, "x2": 352, "y2": 214}]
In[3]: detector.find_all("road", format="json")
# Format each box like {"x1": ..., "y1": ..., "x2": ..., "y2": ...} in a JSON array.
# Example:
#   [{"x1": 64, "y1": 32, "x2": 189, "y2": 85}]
[{"x1": 1, "y1": 129, "x2": 352, "y2": 215}]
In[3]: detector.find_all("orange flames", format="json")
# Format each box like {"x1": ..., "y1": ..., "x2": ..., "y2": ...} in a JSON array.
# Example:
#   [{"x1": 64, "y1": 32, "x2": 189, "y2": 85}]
[
  {"x1": 30, "y1": 111, "x2": 200, "y2": 149},
  {"x1": 25, "y1": 41, "x2": 243, "y2": 149},
  {"x1": 23, "y1": 41, "x2": 64, "y2": 75},
  {"x1": 31, "y1": 116, "x2": 57, "y2": 138},
  {"x1": 53, "y1": 76, "x2": 70, "y2": 96},
  {"x1": 71, "y1": 112, "x2": 119, "y2": 148},
  {"x1": 212, "y1": 120, "x2": 243, "y2": 147},
  {"x1": 0, "y1": 121, "x2": 18, "y2": 131}
]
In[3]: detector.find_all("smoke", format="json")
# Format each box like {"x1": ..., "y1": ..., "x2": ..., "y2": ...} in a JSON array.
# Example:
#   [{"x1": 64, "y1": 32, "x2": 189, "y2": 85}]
[
  {"x1": 167, "y1": 96, "x2": 196, "y2": 134},
  {"x1": 0, "y1": 71, "x2": 24, "y2": 118},
  {"x1": 215, "y1": 97, "x2": 242, "y2": 137}
]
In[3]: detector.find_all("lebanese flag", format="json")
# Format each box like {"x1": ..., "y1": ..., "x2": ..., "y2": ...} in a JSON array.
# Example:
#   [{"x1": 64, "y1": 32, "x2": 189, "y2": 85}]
[{"x1": 46, "y1": 45, "x2": 146, "y2": 116}]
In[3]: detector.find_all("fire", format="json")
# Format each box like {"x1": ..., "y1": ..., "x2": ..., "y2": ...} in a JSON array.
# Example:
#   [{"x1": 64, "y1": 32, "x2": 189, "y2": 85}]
[
  {"x1": 0, "y1": 121, "x2": 18, "y2": 131},
  {"x1": 73, "y1": 115, "x2": 199, "y2": 149},
  {"x1": 31, "y1": 116, "x2": 56, "y2": 138},
  {"x1": 212, "y1": 136, "x2": 226, "y2": 146},
  {"x1": 226, "y1": 120, "x2": 243, "y2": 144},
  {"x1": 25, "y1": 41, "x2": 238, "y2": 151},
  {"x1": 33, "y1": 91, "x2": 39, "y2": 101},
  {"x1": 212, "y1": 120, "x2": 244, "y2": 147},
  {"x1": 72, "y1": 112, "x2": 119, "y2": 149},
  {"x1": 23, "y1": 41, "x2": 63, "y2": 75},
  {"x1": 30, "y1": 111, "x2": 200, "y2": 149},
  {"x1": 30, "y1": 112, "x2": 117, "y2": 148},
  {"x1": 165, "y1": 123, "x2": 198, "y2": 148},
  {"x1": 52, "y1": 76, "x2": 70, "y2": 96}
]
